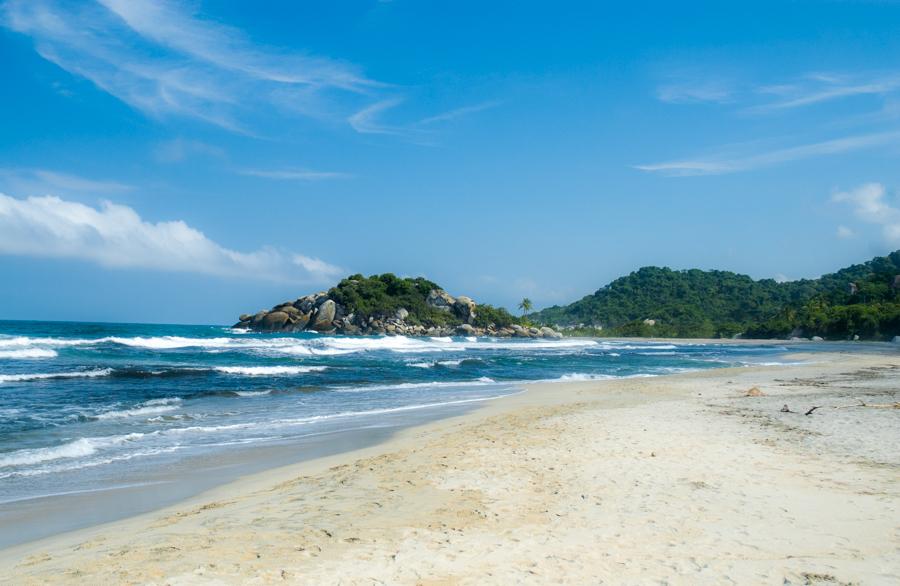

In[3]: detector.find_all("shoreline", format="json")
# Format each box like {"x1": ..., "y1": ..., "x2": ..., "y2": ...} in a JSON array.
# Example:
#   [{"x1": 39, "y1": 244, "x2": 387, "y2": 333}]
[
  {"x1": 0, "y1": 391, "x2": 514, "y2": 550},
  {"x1": 2, "y1": 350, "x2": 898, "y2": 583}
]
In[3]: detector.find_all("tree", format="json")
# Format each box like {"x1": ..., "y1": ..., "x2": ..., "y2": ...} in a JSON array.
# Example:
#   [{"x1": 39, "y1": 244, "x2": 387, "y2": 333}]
[{"x1": 518, "y1": 298, "x2": 533, "y2": 316}]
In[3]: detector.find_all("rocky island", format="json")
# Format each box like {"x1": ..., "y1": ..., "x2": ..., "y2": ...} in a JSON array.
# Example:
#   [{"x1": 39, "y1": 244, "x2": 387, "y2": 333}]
[{"x1": 234, "y1": 273, "x2": 562, "y2": 338}]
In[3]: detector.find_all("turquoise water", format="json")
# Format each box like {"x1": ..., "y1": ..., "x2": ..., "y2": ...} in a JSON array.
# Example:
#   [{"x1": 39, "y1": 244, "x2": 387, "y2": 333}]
[{"x1": 0, "y1": 320, "x2": 877, "y2": 505}]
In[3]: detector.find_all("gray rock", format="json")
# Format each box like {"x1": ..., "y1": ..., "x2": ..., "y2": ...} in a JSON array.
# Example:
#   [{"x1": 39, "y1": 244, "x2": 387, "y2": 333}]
[
  {"x1": 540, "y1": 326, "x2": 563, "y2": 339},
  {"x1": 294, "y1": 296, "x2": 316, "y2": 313},
  {"x1": 426, "y1": 289, "x2": 456, "y2": 312},
  {"x1": 238, "y1": 314, "x2": 252, "y2": 322},
  {"x1": 309, "y1": 300, "x2": 336, "y2": 331},
  {"x1": 395, "y1": 307, "x2": 409, "y2": 321},
  {"x1": 456, "y1": 323, "x2": 476, "y2": 335},
  {"x1": 811, "y1": 336, "x2": 824, "y2": 342},
  {"x1": 261, "y1": 311, "x2": 290, "y2": 330},
  {"x1": 454, "y1": 296, "x2": 477, "y2": 324}
]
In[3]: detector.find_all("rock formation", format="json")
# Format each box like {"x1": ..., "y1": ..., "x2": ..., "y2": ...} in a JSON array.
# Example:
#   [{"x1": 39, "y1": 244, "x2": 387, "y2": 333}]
[{"x1": 234, "y1": 287, "x2": 562, "y2": 338}]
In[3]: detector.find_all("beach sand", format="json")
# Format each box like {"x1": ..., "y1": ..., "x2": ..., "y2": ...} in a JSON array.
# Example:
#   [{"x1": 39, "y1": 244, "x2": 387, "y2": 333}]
[{"x1": 1, "y1": 350, "x2": 898, "y2": 584}]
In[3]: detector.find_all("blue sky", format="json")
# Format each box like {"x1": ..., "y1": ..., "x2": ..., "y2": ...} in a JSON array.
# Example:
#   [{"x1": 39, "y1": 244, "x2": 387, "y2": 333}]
[{"x1": 1, "y1": 0, "x2": 900, "y2": 324}]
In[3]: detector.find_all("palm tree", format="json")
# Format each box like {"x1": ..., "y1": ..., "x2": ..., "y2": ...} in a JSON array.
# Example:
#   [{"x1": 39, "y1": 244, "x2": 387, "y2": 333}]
[{"x1": 518, "y1": 297, "x2": 533, "y2": 316}]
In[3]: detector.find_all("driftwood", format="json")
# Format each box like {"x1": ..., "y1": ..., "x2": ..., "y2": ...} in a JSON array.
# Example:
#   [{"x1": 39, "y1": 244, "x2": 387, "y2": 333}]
[{"x1": 801, "y1": 400, "x2": 899, "y2": 416}]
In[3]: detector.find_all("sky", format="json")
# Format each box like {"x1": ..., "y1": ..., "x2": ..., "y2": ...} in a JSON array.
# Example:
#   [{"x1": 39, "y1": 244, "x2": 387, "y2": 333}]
[{"x1": 1, "y1": 0, "x2": 900, "y2": 324}]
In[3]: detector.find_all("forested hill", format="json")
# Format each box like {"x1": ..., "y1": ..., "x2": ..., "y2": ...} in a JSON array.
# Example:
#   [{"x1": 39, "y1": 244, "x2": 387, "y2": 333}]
[{"x1": 530, "y1": 251, "x2": 900, "y2": 340}]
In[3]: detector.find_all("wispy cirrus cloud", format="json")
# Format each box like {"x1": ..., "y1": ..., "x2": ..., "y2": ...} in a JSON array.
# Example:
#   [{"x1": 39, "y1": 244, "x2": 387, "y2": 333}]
[
  {"x1": 1, "y1": 0, "x2": 378, "y2": 133},
  {"x1": 655, "y1": 82, "x2": 733, "y2": 104},
  {"x1": 347, "y1": 98, "x2": 405, "y2": 135},
  {"x1": 418, "y1": 100, "x2": 502, "y2": 125},
  {"x1": 348, "y1": 98, "x2": 501, "y2": 139},
  {"x1": 656, "y1": 70, "x2": 900, "y2": 111},
  {"x1": 635, "y1": 130, "x2": 900, "y2": 176},
  {"x1": 832, "y1": 183, "x2": 900, "y2": 245},
  {"x1": 153, "y1": 138, "x2": 225, "y2": 163},
  {"x1": 238, "y1": 168, "x2": 350, "y2": 181},
  {"x1": 0, "y1": 168, "x2": 132, "y2": 195},
  {"x1": 752, "y1": 72, "x2": 900, "y2": 112},
  {"x1": 0, "y1": 192, "x2": 342, "y2": 282}
]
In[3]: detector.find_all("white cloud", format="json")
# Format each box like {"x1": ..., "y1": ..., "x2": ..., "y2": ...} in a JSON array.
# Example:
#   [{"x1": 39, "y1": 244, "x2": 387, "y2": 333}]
[
  {"x1": 348, "y1": 98, "x2": 404, "y2": 135},
  {"x1": 418, "y1": 101, "x2": 502, "y2": 125},
  {"x1": 836, "y1": 225, "x2": 855, "y2": 239},
  {"x1": 0, "y1": 193, "x2": 341, "y2": 281},
  {"x1": 2, "y1": 0, "x2": 377, "y2": 132},
  {"x1": 154, "y1": 138, "x2": 225, "y2": 163},
  {"x1": 832, "y1": 183, "x2": 900, "y2": 245},
  {"x1": 752, "y1": 72, "x2": 900, "y2": 112},
  {"x1": 292, "y1": 255, "x2": 343, "y2": 279},
  {"x1": 238, "y1": 169, "x2": 350, "y2": 181},
  {"x1": 635, "y1": 130, "x2": 900, "y2": 176},
  {"x1": 656, "y1": 82, "x2": 733, "y2": 104},
  {"x1": 0, "y1": 168, "x2": 132, "y2": 195}
]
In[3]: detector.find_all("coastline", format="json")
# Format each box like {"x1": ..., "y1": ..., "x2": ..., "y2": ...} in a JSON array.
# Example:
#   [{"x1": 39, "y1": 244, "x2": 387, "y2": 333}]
[{"x1": 2, "y1": 350, "x2": 898, "y2": 583}]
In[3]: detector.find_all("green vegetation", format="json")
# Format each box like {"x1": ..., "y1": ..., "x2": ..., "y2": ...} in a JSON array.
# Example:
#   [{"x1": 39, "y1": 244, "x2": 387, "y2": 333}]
[
  {"x1": 530, "y1": 251, "x2": 900, "y2": 340},
  {"x1": 518, "y1": 298, "x2": 533, "y2": 316},
  {"x1": 472, "y1": 303, "x2": 519, "y2": 329},
  {"x1": 327, "y1": 273, "x2": 523, "y2": 328}
]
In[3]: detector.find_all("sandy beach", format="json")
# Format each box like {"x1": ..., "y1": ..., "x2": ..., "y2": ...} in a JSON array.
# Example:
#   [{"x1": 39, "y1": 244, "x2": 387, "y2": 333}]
[{"x1": 1, "y1": 349, "x2": 898, "y2": 585}]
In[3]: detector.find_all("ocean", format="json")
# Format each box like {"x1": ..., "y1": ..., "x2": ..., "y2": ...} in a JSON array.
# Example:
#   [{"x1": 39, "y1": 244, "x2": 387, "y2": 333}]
[{"x1": 0, "y1": 319, "x2": 888, "y2": 545}]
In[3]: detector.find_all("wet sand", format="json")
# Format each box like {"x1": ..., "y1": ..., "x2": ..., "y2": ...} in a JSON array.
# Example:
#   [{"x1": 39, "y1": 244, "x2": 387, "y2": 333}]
[{"x1": 1, "y1": 350, "x2": 898, "y2": 584}]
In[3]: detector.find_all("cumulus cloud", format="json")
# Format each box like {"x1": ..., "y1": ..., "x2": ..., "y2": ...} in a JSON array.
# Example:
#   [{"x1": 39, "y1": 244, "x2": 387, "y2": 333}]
[
  {"x1": 0, "y1": 193, "x2": 341, "y2": 281},
  {"x1": 832, "y1": 183, "x2": 900, "y2": 245}
]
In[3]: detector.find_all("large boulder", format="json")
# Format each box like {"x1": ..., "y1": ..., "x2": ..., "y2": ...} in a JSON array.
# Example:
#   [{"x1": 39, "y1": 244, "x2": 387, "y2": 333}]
[
  {"x1": 290, "y1": 311, "x2": 312, "y2": 330},
  {"x1": 456, "y1": 323, "x2": 476, "y2": 335},
  {"x1": 260, "y1": 311, "x2": 290, "y2": 331},
  {"x1": 427, "y1": 289, "x2": 456, "y2": 312},
  {"x1": 454, "y1": 296, "x2": 476, "y2": 324},
  {"x1": 395, "y1": 307, "x2": 409, "y2": 321},
  {"x1": 309, "y1": 299, "x2": 336, "y2": 331},
  {"x1": 294, "y1": 296, "x2": 316, "y2": 313},
  {"x1": 540, "y1": 326, "x2": 563, "y2": 339}
]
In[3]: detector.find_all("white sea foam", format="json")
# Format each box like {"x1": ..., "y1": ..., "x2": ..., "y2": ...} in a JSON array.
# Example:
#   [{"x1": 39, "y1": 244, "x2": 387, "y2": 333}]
[
  {"x1": 0, "y1": 334, "x2": 601, "y2": 362},
  {"x1": 94, "y1": 398, "x2": 182, "y2": 420},
  {"x1": 214, "y1": 366, "x2": 328, "y2": 376},
  {"x1": 596, "y1": 343, "x2": 679, "y2": 351},
  {"x1": 234, "y1": 390, "x2": 272, "y2": 397},
  {"x1": 332, "y1": 378, "x2": 499, "y2": 393},
  {"x1": 0, "y1": 369, "x2": 112, "y2": 383},
  {"x1": 407, "y1": 359, "x2": 465, "y2": 369},
  {"x1": 0, "y1": 348, "x2": 58, "y2": 359},
  {"x1": 555, "y1": 373, "x2": 617, "y2": 381},
  {"x1": 0, "y1": 433, "x2": 145, "y2": 469}
]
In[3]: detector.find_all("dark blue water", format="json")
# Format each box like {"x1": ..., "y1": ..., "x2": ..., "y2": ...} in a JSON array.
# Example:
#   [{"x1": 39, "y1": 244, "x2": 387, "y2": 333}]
[{"x1": 0, "y1": 320, "x2": 878, "y2": 505}]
